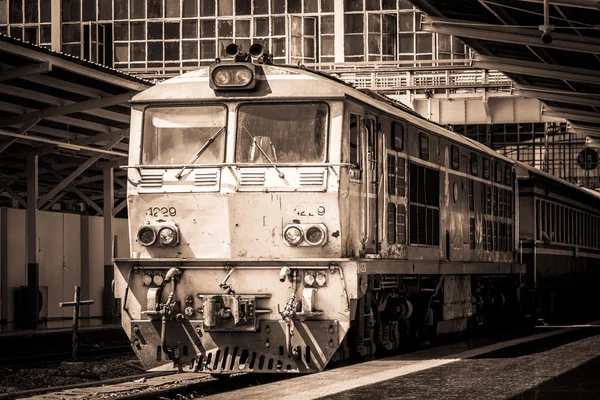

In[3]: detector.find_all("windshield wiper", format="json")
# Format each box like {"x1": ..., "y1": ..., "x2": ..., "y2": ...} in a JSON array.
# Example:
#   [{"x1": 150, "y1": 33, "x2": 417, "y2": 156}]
[
  {"x1": 175, "y1": 126, "x2": 226, "y2": 179},
  {"x1": 242, "y1": 126, "x2": 285, "y2": 179}
]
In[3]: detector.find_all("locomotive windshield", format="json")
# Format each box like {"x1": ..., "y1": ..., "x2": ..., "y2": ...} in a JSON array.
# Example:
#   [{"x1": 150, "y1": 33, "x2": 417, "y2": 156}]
[
  {"x1": 236, "y1": 103, "x2": 328, "y2": 163},
  {"x1": 142, "y1": 105, "x2": 226, "y2": 165}
]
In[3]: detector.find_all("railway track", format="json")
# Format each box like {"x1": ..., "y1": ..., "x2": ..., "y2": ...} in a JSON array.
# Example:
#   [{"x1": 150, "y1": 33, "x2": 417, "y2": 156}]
[
  {"x1": 12, "y1": 323, "x2": 600, "y2": 400},
  {"x1": 0, "y1": 345, "x2": 134, "y2": 368}
]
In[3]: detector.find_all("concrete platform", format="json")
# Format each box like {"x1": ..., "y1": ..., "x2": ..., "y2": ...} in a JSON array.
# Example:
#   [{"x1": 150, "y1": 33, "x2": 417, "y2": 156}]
[{"x1": 203, "y1": 327, "x2": 600, "y2": 400}]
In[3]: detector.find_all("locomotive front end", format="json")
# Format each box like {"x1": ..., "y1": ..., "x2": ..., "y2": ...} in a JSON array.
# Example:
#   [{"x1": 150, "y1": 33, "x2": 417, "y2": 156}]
[{"x1": 114, "y1": 54, "x2": 357, "y2": 374}]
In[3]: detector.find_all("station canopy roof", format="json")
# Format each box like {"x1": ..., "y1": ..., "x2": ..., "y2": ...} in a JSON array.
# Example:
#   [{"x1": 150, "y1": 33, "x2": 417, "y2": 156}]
[
  {"x1": 0, "y1": 34, "x2": 152, "y2": 212},
  {"x1": 411, "y1": 0, "x2": 600, "y2": 138}
]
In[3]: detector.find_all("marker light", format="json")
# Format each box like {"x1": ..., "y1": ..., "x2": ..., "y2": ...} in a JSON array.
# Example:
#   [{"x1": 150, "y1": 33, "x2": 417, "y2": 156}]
[
  {"x1": 158, "y1": 226, "x2": 178, "y2": 246},
  {"x1": 304, "y1": 272, "x2": 315, "y2": 286},
  {"x1": 142, "y1": 273, "x2": 153, "y2": 286},
  {"x1": 284, "y1": 226, "x2": 303, "y2": 246},
  {"x1": 305, "y1": 226, "x2": 325, "y2": 246},
  {"x1": 153, "y1": 274, "x2": 164, "y2": 286},
  {"x1": 137, "y1": 226, "x2": 157, "y2": 246},
  {"x1": 315, "y1": 272, "x2": 327, "y2": 286},
  {"x1": 209, "y1": 64, "x2": 256, "y2": 90}
]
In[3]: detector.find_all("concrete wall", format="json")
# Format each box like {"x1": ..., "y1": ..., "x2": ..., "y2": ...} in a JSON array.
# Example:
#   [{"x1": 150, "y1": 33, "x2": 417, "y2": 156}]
[{"x1": 0, "y1": 207, "x2": 129, "y2": 322}]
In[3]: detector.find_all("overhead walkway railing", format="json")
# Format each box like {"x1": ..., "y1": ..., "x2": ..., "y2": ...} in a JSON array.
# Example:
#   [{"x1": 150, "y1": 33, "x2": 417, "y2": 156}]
[
  {"x1": 123, "y1": 60, "x2": 512, "y2": 95},
  {"x1": 305, "y1": 63, "x2": 512, "y2": 94}
]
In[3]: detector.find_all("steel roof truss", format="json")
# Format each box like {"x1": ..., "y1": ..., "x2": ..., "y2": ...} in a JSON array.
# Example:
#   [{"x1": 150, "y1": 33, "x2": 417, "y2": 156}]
[
  {"x1": 0, "y1": 180, "x2": 27, "y2": 208},
  {"x1": 422, "y1": 16, "x2": 600, "y2": 54},
  {"x1": 473, "y1": 55, "x2": 600, "y2": 85},
  {"x1": 0, "y1": 92, "x2": 135, "y2": 128},
  {"x1": 0, "y1": 62, "x2": 52, "y2": 82},
  {"x1": 36, "y1": 135, "x2": 123, "y2": 208}
]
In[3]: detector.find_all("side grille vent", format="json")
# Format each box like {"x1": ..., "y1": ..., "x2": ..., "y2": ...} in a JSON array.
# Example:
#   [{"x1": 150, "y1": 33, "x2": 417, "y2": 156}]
[
  {"x1": 139, "y1": 171, "x2": 163, "y2": 188},
  {"x1": 194, "y1": 170, "x2": 218, "y2": 186},
  {"x1": 240, "y1": 171, "x2": 266, "y2": 186},
  {"x1": 299, "y1": 171, "x2": 325, "y2": 186}
]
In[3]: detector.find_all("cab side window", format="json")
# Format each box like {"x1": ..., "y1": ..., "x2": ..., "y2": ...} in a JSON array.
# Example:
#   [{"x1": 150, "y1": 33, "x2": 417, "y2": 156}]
[
  {"x1": 419, "y1": 133, "x2": 429, "y2": 161},
  {"x1": 350, "y1": 114, "x2": 361, "y2": 167},
  {"x1": 392, "y1": 122, "x2": 404, "y2": 151}
]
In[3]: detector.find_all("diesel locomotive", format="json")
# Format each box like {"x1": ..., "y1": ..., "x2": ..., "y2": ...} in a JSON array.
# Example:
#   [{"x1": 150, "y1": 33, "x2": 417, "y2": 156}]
[{"x1": 114, "y1": 44, "x2": 600, "y2": 375}]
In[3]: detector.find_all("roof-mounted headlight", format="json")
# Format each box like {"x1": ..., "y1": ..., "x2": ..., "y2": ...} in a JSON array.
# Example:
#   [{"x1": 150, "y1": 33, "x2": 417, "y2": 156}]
[{"x1": 209, "y1": 64, "x2": 256, "y2": 90}]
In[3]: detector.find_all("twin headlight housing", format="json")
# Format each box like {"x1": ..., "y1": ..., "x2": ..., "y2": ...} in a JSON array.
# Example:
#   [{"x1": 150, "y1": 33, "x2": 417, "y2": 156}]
[
  {"x1": 137, "y1": 223, "x2": 180, "y2": 247},
  {"x1": 283, "y1": 224, "x2": 328, "y2": 247},
  {"x1": 209, "y1": 64, "x2": 256, "y2": 90}
]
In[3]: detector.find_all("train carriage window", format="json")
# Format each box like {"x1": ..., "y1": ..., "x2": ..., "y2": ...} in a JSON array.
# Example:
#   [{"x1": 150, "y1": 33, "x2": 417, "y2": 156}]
[
  {"x1": 498, "y1": 188, "x2": 503, "y2": 218},
  {"x1": 387, "y1": 203, "x2": 396, "y2": 244},
  {"x1": 482, "y1": 220, "x2": 487, "y2": 250},
  {"x1": 419, "y1": 133, "x2": 429, "y2": 161},
  {"x1": 387, "y1": 155, "x2": 396, "y2": 195},
  {"x1": 508, "y1": 191, "x2": 512, "y2": 217},
  {"x1": 468, "y1": 180, "x2": 474, "y2": 212},
  {"x1": 481, "y1": 183, "x2": 486, "y2": 213},
  {"x1": 509, "y1": 224, "x2": 513, "y2": 251},
  {"x1": 142, "y1": 105, "x2": 227, "y2": 165},
  {"x1": 486, "y1": 185, "x2": 492, "y2": 215},
  {"x1": 349, "y1": 114, "x2": 361, "y2": 167},
  {"x1": 397, "y1": 204, "x2": 406, "y2": 244},
  {"x1": 493, "y1": 187, "x2": 498, "y2": 217},
  {"x1": 392, "y1": 121, "x2": 404, "y2": 151},
  {"x1": 504, "y1": 165, "x2": 511, "y2": 186},
  {"x1": 494, "y1": 221, "x2": 499, "y2": 251},
  {"x1": 487, "y1": 220, "x2": 493, "y2": 251},
  {"x1": 409, "y1": 163, "x2": 439, "y2": 246},
  {"x1": 236, "y1": 103, "x2": 328, "y2": 163},
  {"x1": 470, "y1": 152, "x2": 478, "y2": 176},
  {"x1": 451, "y1": 145, "x2": 459, "y2": 170},
  {"x1": 495, "y1": 162, "x2": 502, "y2": 183},
  {"x1": 469, "y1": 218, "x2": 475, "y2": 249},
  {"x1": 397, "y1": 157, "x2": 406, "y2": 197},
  {"x1": 483, "y1": 158, "x2": 490, "y2": 180}
]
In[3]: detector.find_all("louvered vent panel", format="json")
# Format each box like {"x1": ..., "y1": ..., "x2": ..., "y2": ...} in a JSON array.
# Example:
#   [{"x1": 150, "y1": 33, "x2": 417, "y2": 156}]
[
  {"x1": 299, "y1": 171, "x2": 325, "y2": 186},
  {"x1": 239, "y1": 171, "x2": 265, "y2": 186},
  {"x1": 139, "y1": 171, "x2": 163, "y2": 188},
  {"x1": 194, "y1": 170, "x2": 218, "y2": 186}
]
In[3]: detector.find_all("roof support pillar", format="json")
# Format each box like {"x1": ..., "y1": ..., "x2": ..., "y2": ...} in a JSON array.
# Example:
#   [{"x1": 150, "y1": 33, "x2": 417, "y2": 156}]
[
  {"x1": 51, "y1": 0, "x2": 61, "y2": 52},
  {"x1": 1, "y1": 207, "x2": 7, "y2": 322},
  {"x1": 103, "y1": 167, "x2": 114, "y2": 322},
  {"x1": 334, "y1": 0, "x2": 345, "y2": 63},
  {"x1": 26, "y1": 155, "x2": 39, "y2": 328}
]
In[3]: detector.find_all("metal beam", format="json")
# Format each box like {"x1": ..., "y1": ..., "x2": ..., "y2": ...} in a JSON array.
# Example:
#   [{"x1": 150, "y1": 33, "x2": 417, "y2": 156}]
[
  {"x1": 0, "y1": 128, "x2": 128, "y2": 157},
  {"x1": 422, "y1": 15, "x2": 600, "y2": 55},
  {"x1": 26, "y1": 155, "x2": 38, "y2": 328},
  {"x1": 473, "y1": 55, "x2": 600, "y2": 85},
  {"x1": 0, "y1": 62, "x2": 52, "y2": 82},
  {"x1": 71, "y1": 185, "x2": 104, "y2": 215},
  {"x1": 41, "y1": 191, "x2": 67, "y2": 211},
  {"x1": 516, "y1": 89, "x2": 600, "y2": 107},
  {"x1": 113, "y1": 199, "x2": 127, "y2": 216},
  {"x1": 103, "y1": 167, "x2": 114, "y2": 322},
  {"x1": 514, "y1": 0, "x2": 600, "y2": 10},
  {"x1": 39, "y1": 160, "x2": 104, "y2": 215},
  {"x1": 0, "y1": 84, "x2": 131, "y2": 124},
  {"x1": 0, "y1": 138, "x2": 17, "y2": 156},
  {"x1": 0, "y1": 40, "x2": 150, "y2": 91},
  {"x1": 0, "y1": 92, "x2": 135, "y2": 128},
  {"x1": 37, "y1": 136, "x2": 123, "y2": 207},
  {"x1": 0, "y1": 181, "x2": 27, "y2": 208},
  {"x1": 32, "y1": 130, "x2": 129, "y2": 156},
  {"x1": 544, "y1": 109, "x2": 600, "y2": 123}
]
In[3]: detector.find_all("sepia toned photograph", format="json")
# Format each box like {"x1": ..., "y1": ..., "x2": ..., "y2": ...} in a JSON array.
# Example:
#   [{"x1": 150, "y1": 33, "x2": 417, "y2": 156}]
[{"x1": 0, "y1": 0, "x2": 599, "y2": 398}]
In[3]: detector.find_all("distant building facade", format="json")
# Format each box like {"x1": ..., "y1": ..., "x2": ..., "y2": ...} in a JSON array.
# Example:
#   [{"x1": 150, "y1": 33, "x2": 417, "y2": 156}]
[{"x1": 0, "y1": 0, "x2": 470, "y2": 70}]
